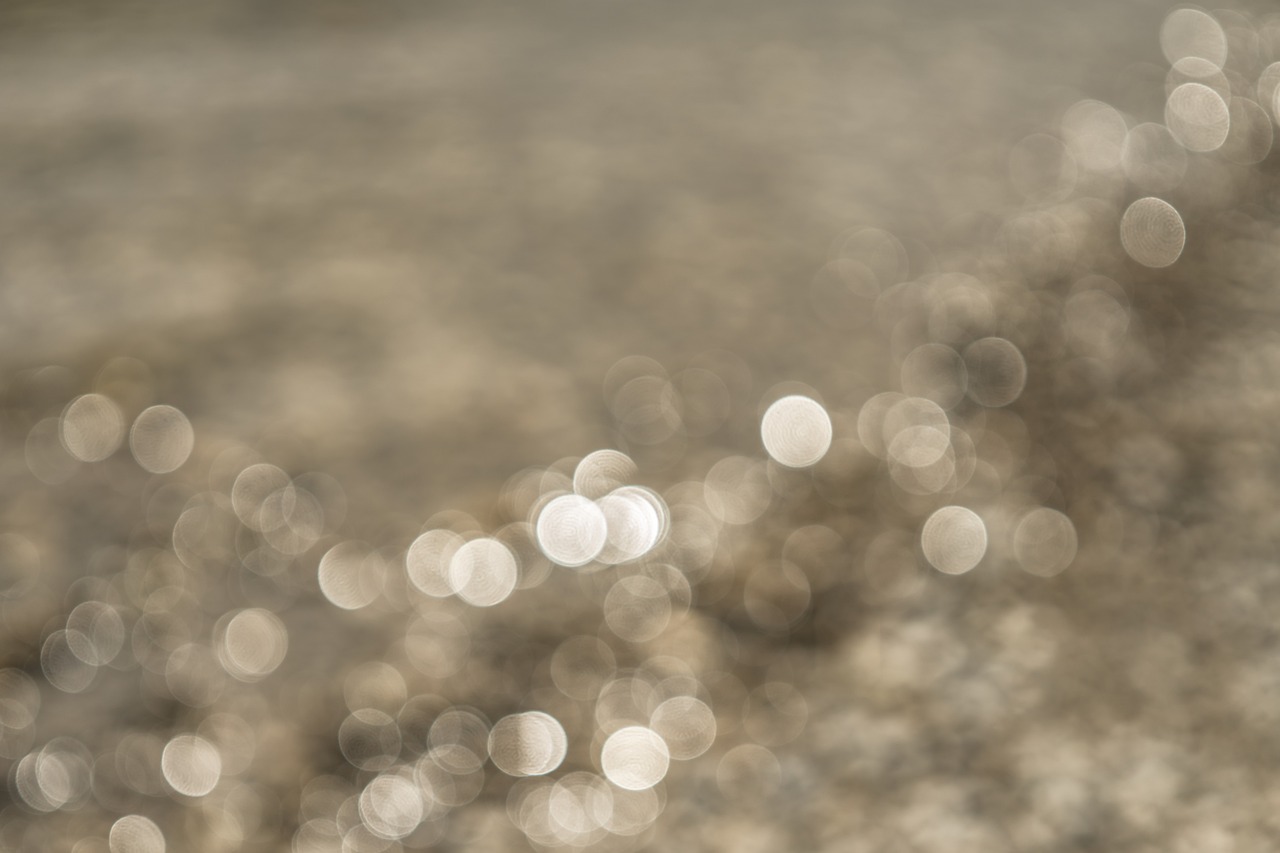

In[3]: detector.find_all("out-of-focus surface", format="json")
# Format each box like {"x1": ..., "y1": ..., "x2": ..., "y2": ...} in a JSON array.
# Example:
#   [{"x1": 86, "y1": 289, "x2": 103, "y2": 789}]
[{"x1": 4, "y1": 1, "x2": 1280, "y2": 850}]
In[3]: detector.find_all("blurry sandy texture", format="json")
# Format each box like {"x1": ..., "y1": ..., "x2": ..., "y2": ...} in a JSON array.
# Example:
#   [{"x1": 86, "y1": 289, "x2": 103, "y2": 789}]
[{"x1": 4, "y1": 0, "x2": 1280, "y2": 851}]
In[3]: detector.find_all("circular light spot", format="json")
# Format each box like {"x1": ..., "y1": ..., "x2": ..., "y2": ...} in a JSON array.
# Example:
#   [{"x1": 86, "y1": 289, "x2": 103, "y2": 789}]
[
  {"x1": 921, "y1": 506, "x2": 988, "y2": 575},
  {"x1": 1120, "y1": 197, "x2": 1185, "y2": 268},
  {"x1": 16, "y1": 738, "x2": 92, "y2": 812},
  {"x1": 338, "y1": 708, "x2": 401, "y2": 772},
  {"x1": 603, "y1": 784, "x2": 662, "y2": 836},
  {"x1": 572, "y1": 450, "x2": 637, "y2": 500},
  {"x1": 488, "y1": 711, "x2": 568, "y2": 777},
  {"x1": 342, "y1": 661, "x2": 406, "y2": 714},
  {"x1": 1165, "y1": 83, "x2": 1229, "y2": 152},
  {"x1": 1061, "y1": 99, "x2": 1127, "y2": 172},
  {"x1": 548, "y1": 771, "x2": 613, "y2": 843},
  {"x1": 610, "y1": 375, "x2": 682, "y2": 445},
  {"x1": 856, "y1": 392, "x2": 904, "y2": 459},
  {"x1": 535, "y1": 495, "x2": 607, "y2": 568},
  {"x1": 604, "y1": 575, "x2": 672, "y2": 643},
  {"x1": 1165, "y1": 55, "x2": 1229, "y2": 97},
  {"x1": 716, "y1": 744, "x2": 781, "y2": 801},
  {"x1": 217, "y1": 608, "x2": 288, "y2": 681},
  {"x1": 317, "y1": 542, "x2": 386, "y2": 610},
  {"x1": 596, "y1": 488, "x2": 665, "y2": 565},
  {"x1": 901, "y1": 343, "x2": 967, "y2": 410},
  {"x1": 703, "y1": 456, "x2": 771, "y2": 525},
  {"x1": 230, "y1": 464, "x2": 291, "y2": 532},
  {"x1": 161, "y1": 734, "x2": 221, "y2": 797},
  {"x1": 359, "y1": 772, "x2": 423, "y2": 840},
  {"x1": 888, "y1": 425, "x2": 951, "y2": 469},
  {"x1": 1013, "y1": 508, "x2": 1079, "y2": 577},
  {"x1": 649, "y1": 696, "x2": 715, "y2": 760},
  {"x1": 109, "y1": 815, "x2": 165, "y2": 853},
  {"x1": 448, "y1": 538, "x2": 518, "y2": 607},
  {"x1": 429, "y1": 707, "x2": 491, "y2": 774},
  {"x1": 1160, "y1": 8, "x2": 1227, "y2": 67},
  {"x1": 829, "y1": 226, "x2": 907, "y2": 286},
  {"x1": 61, "y1": 394, "x2": 124, "y2": 462},
  {"x1": 600, "y1": 726, "x2": 669, "y2": 791},
  {"x1": 1064, "y1": 287, "x2": 1130, "y2": 353},
  {"x1": 65, "y1": 600, "x2": 125, "y2": 666},
  {"x1": 760, "y1": 395, "x2": 832, "y2": 468},
  {"x1": 963, "y1": 338, "x2": 1027, "y2": 408},
  {"x1": 41, "y1": 630, "x2": 96, "y2": 694},
  {"x1": 405, "y1": 529, "x2": 464, "y2": 598},
  {"x1": 129, "y1": 406, "x2": 194, "y2": 474}
]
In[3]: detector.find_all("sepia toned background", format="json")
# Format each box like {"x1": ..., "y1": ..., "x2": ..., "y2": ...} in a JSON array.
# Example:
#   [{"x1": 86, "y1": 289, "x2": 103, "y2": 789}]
[{"x1": 2, "y1": 0, "x2": 1280, "y2": 850}]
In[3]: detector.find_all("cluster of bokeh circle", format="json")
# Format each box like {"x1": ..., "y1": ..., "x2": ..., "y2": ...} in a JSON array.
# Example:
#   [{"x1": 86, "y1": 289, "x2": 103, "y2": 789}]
[{"x1": 3, "y1": 6, "x2": 1279, "y2": 851}]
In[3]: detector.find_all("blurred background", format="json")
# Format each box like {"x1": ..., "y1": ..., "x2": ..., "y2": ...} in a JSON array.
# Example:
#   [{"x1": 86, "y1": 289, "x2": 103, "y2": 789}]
[{"x1": 3, "y1": 0, "x2": 1280, "y2": 850}]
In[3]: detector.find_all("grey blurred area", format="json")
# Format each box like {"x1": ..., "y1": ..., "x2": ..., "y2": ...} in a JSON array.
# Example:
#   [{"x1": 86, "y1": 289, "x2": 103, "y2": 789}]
[{"x1": 4, "y1": 0, "x2": 1280, "y2": 851}]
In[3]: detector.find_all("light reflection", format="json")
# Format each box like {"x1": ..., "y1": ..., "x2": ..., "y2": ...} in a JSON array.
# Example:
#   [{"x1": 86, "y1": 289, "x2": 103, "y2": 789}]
[
  {"x1": 65, "y1": 601, "x2": 125, "y2": 667},
  {"x1": 1160, "y1": 8, "x2": 1228, "y2": 68},
  {"x1": 61, "y1": 394, "x2": 125, "y2": 463},
  {"x1": 649, "y1": 696, "x2": 716, "y2": 760},
  {"x1": 338, "y1": 708, "x2": 401, "y2": 772},
  {"x1": 1165, "y1": 82, "x2": 1230, "y2": 152},
  {"x1": 604, "y1": 575, "x2": 673, "y2": 643},
  {"x1": 3, "y1": 7, "x2": 1274, "y2": 849},
  {"x1": 760, "y1": 395, "x2": 833, "y2": 468},
  {"x1": 600, "y1": 725, "x2": 669, "y2": 791},
  {"x1": 358, "y1": 771, "x2": 423, "y2": 840},
  {"x1": 317, "y1": 542, "x2": 387, "y2": 610},
  {"x1": 703, "y1": 456, "x2": 771, "y2": 525},
  {"x1": 716, "y1": 743, "x2": 781, "y2": 801},
  {"x1": 161, "y1": 734, "x2": 222, "y2": 797},
  {"x1": 447, "y1": 537, "x2": 518, "y2": 607},
  {"x1": 1120, "y1": 197, "x2": 1186, "y2": 268},
  {"x1": 108, "y1": 815, "x2": 165, "y2": 853},
  {"x1": 573, "y1": 450, "x2": 638, "y2": 500},
  {"x1": 404, "y1": 529, "x2": 463, "y2": 598},
  {"x1": 41, "y1": 629, "x2": 97, "y2": 694},
  {"x1": 216, "y1": 608, "x2": 288, "y2": 681},
  {"x1": 488, "y1": 711, "x2": 568, "y2": 777},
  {"x1": 129, "y1": 406, "x2": 195, "y2": 474},
  {"x1": 230, "y1": 464, "x2": 291, "y2": 532},
  {"x1": 1013, "y1": 507, "x2": 1080, "y2": 577},
  {"x1": 1061, "y1": 99, "x2": 1127, "y2": 172},
  {"x1": 428, "y1": 707, "x2": 490, "y2": 774},
  {"x1": 963, "y1": 338, "x2": 1027, "y2": 408},
  {"x1": 921, "y1": 506, "x2": 988, "y2": 575},
  {"x1": 535, "y1": 494, "x2": 608, "y2": 568}
]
